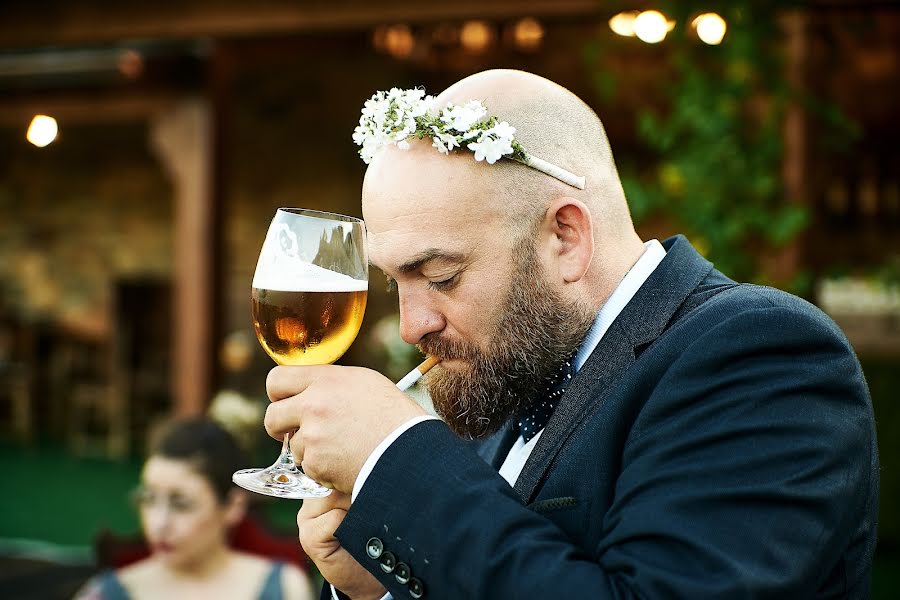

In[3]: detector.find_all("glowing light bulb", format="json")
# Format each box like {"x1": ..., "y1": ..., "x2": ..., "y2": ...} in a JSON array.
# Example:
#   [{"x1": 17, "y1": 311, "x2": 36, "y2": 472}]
[
  {"x1": 693, "y1": 13, "x2": 727, "y2": 45},
  {"x1": 512, "y1": 17, "x2": 544, "y2": 51},
  {"x1": 383, "y1": 24, "x2": 415, "y2": 59},
  {"x1": 26, "y1": 115, "x2": 58, "y2": 147},
  {"x1": 460, "y1": 20, "x2": 494, "y2": 53},
  {"x1": 609, "y1": 11, "x2": 639, "y2": 37},
  {"x1": 634, "y1": 10, "x2": 670, "y2": 44}
]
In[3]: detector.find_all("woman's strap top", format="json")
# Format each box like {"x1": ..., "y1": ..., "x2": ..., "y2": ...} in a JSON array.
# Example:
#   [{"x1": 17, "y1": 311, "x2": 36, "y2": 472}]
[
  {"x1": 92, "y1": 561, "x2": 285, "y2": 599},
  {"x1": 258, "y1": 561, "x2": 284, "y2": 600},
  {"x1": 96, "y1": 570, "x2": 131, "y2": 600}
]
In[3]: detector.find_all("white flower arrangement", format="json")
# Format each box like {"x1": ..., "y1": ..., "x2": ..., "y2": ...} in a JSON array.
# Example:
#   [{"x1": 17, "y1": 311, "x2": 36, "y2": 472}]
[{"x1": 352, "y1": 88, "x2": 586, "y2": 190}]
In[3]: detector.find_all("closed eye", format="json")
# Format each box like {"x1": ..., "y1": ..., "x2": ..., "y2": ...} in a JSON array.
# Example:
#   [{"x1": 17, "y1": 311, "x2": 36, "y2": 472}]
[{"x1": 427, "y1": 273, "x2": 460, "y2": 291}]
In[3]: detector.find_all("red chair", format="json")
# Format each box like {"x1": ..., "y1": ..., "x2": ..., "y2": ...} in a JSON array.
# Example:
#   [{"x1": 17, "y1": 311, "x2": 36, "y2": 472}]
[{"x1": 94, "y1": 512, "x2": 310, "y2": 571}]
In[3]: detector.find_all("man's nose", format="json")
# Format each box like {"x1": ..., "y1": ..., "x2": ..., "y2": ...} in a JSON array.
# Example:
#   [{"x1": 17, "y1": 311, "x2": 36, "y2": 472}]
[{"x1": 398, "y1": 289, "x2": 445, "y2": 345}]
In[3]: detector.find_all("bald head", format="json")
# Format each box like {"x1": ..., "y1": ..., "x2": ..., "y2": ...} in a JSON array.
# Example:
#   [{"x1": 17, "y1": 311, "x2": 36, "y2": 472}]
[
  {"x1": 451, "y1": 71, "x2": 633, "y2": 230},
  {"x1": 360, "y1": 70, "x2": 647, "y2": 352},
  {"x1": 364, "y1": 70, "x2": 634, "y2": 244}
]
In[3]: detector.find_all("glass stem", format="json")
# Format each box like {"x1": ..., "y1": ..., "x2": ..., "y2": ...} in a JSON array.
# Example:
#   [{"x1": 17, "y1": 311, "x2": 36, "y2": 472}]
[{"x1": 278, "y1": 432, "x2": 295, "y2": 467}]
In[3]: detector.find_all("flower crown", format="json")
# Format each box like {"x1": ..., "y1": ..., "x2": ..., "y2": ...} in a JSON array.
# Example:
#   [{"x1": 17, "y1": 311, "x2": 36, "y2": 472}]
[{"x1": 352, "y1": 88, "x2": 586, "y2": 190}]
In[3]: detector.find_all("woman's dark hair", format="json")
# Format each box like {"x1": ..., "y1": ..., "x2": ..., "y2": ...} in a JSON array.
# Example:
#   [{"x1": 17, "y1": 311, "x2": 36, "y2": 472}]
[{"x1": 149, "y1": 418, "x2": 248, "y2": 502}]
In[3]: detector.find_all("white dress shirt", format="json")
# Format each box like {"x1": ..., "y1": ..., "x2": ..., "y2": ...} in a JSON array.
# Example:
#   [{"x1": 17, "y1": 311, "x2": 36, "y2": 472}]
[
  {"x1": 496, "y1": 239, "x2": 666, "y2": 485},
  {"x1": 336, "y1": 239, "x2": 666, "y2": 599}
]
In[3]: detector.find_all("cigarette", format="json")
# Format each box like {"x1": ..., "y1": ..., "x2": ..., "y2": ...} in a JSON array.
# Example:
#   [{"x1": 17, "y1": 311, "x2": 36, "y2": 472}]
[{"x1": 395, "y1": 356, "x2": 440, "y2": 391}]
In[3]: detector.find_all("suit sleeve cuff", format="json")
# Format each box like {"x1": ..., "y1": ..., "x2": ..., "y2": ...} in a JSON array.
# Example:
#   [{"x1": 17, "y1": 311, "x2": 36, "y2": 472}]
[
  {"x1": 351, "y1": 415, "x2": 441, "y2": 503},
  {"x1": 330, "y1": 584, "x2": 392, "y2": 600}
]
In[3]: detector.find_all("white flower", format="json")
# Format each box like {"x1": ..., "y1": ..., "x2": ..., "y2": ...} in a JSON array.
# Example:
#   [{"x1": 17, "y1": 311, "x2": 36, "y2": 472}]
[
  {"x1": 461, "y1": 128, "x2": 481, "y2": 141},
  {"x1": 404, "y1": 90, "x2": 434, "y2": 117},
  {"x1": 353, "y1": 89, "x2": 436, "y2": 162},
  {"x1": 467, "y1": 120, "x2": 517, "y2": 163},
  {"x1": 402, "y1": 115, "x2": 417, "y2": 136},
  {"x1": 359, "y1": 142, "x2": 376, "y2": 163},
  {"x1": 352, "y1": 124, "x2": 367, "y2": 147},
  {"x1": 467, "y1": 133, "x2": 514, "y2": 164},
  {"x1": 354, "y1": 89, "x2": 522, "y2": 168},
  {"x1": 487, "y1": 120, "x2": 516, "y2": 143},
  {"x1": 430, "y1": 126, "x2": 460, "y2": 154},
  {"x1": 360, "y1": 95, "x2": 390, "y2": 124},
  {"x1": 358, "y1": 129, "x2": 389, "y2": 163},
  {"x1": 352, "y1": 87, "x2": 583, "y2": 189},
  {"x1": 440, "y1": 100, "x2": 488, "y2": 132}
]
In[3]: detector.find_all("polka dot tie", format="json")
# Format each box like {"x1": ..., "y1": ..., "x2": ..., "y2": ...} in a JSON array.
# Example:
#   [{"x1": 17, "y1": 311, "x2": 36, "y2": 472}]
[{"x1": 516, "y1": 357, "x2": 576, "y2": 443}]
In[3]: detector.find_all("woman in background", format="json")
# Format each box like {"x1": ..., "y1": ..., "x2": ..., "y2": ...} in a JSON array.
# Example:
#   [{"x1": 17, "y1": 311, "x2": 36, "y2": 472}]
[{"x1": 75, "y1": 418, "x2": 313, "y2": 600}]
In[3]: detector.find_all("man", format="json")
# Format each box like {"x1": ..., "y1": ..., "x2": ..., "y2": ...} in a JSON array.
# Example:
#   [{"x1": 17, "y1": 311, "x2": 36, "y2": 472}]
[{"x1": 264, "y1": 70, "x2": 878, "y2": 599}]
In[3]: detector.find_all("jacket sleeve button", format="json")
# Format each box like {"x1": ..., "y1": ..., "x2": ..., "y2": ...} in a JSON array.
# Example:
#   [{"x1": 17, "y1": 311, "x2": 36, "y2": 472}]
[
  {"x1": 408, "y1": 577, "x2": 425, "y2": 598},
  {"x1": 394, "y1": 562, "x2": 411, "y2": 584},
  {"x1": 365, "y1": 537, "x2": 383, "y2": 559},
  {"x1": 379, "y1": 551, "x2": 397, "y2": 573}
]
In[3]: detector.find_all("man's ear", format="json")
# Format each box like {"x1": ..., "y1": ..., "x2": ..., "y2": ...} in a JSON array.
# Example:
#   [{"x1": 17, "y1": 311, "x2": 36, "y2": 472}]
[
  {"x1": 223, "y1": 488, "x2": 249, "y2": 527},
  {"x1": 542, "y1": 197, "x2": 594, "y2": 283}
]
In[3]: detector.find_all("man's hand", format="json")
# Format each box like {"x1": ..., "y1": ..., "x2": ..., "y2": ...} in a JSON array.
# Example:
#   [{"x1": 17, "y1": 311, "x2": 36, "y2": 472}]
[
  {"x1": 298, "y1": 493, "x2": 386, "y2": 600},
  {"x1": 265, "y1": 365, "x2": 427, "y2": 494}
]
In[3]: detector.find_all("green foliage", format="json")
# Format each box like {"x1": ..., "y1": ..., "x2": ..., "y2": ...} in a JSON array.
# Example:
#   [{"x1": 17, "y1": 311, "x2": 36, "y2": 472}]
[
  {"x1": 876, "y1": 256, "x2": 900, "y2": 288},
  {"x1": 863, "y1": 359, "x2": 900, "y2": 547},
  {"x1": 589, "y1": 1, "x2": 840, "y2": 289}
]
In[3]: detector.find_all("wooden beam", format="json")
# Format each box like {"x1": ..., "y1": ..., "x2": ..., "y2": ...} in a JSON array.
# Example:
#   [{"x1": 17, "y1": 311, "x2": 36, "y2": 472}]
[
  {"x1": 0, "y1": 91, "x2": 179, "y2": 126},
  {"x1": 0, "y1": 0, "x2": 608, "y2": 49}
]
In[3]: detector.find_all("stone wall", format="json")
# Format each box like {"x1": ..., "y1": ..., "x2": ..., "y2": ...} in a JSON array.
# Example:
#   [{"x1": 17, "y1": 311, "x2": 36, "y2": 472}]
[{"x1": 0, "y1": 121, "x2": 172, "y2": 339}]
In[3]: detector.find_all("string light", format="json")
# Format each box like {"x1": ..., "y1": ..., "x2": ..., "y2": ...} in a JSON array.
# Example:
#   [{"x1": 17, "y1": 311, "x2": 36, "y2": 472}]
[
  {"x1": 512, "y1": 17, "x2": 544, "y2": 51},
  {"x1": 383, "y1": 24, "x2": 415, "y2": 59},
  {"x1": 633, "y1": 10, "x2": 673, "y2": 44},
  {"x1": 26, "y1": 115, "x2": 58, "y2": 147},
  {"x1": 692, "y1": 13, "x2": 727, "y2": 45},
  {"x1": 609, "y1": 11, "x2": 640, "y2": 37},
  {"x1": 614, "y1": 9, "x2": 728, "y2": 45},
  {"x1": 460, "y1": 20, "x2": 494, "y2": 53}
]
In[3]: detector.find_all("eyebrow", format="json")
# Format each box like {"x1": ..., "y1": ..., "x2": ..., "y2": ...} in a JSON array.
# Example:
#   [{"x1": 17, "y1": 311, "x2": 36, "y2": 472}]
[{"x1": 396, "y1": 248, "x2": 468, "y2": 274}]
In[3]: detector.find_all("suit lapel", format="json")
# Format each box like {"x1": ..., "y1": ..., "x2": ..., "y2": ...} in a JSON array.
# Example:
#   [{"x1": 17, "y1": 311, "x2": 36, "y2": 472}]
[
  {"x1": 513, "y1": 235, "x2": 714, "y2": 503},
  {"x1": 477, "y1": 420, "x2": 519, "y2": 469}
]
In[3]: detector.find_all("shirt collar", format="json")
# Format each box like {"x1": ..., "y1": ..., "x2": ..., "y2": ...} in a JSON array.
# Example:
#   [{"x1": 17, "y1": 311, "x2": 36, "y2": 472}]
[{"x1": 574, "y1": 239, "x2": 667, "y2": 372}]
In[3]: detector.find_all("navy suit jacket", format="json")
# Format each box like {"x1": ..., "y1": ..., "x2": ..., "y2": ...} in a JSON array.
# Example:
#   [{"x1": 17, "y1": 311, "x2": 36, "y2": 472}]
[{"x1": 331, "y1": 236, "x2": 878, "y2": 599}]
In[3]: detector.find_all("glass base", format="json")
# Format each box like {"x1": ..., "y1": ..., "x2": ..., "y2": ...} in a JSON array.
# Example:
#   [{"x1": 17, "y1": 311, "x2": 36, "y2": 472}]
[{"x1": 233, "y1": 464, "x2": 332, "y2": 499}]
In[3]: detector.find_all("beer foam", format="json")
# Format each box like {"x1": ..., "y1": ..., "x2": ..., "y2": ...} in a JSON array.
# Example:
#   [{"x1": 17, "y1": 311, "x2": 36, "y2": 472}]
[{"x1": 253, "y1": 259, "x2": 367, "y2": 292}]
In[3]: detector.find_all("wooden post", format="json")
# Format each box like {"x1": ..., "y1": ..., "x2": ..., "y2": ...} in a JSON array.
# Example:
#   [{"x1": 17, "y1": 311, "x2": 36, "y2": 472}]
[
  {"x1": 774, "y1": 10, "x2": 810, "y2": 287},
  {"x1": 150, "y1": 98, "x2": 216, "y2": 417}
]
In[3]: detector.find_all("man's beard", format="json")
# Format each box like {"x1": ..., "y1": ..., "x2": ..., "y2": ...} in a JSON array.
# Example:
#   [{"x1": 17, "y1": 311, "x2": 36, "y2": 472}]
[{"x1": 417, "y1": 240, "x2": 596, "y2": 440}]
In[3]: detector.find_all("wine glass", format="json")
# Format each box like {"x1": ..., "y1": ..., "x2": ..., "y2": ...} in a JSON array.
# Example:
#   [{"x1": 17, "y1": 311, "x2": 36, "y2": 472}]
[{"x1": 233, "y1": 208, "x2": 368, "y2": 499}]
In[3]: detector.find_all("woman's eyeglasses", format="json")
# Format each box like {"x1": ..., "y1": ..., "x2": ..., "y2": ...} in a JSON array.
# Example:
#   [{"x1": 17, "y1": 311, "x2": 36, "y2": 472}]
[{"x1": 130, "y1": 487, "x2": 198, "y2": 514}]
